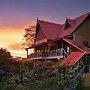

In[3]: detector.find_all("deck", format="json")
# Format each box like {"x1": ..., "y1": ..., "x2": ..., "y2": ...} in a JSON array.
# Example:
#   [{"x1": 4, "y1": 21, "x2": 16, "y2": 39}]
[{"x1": 27, "y1": 48, "x2": 68, "y2": 60}]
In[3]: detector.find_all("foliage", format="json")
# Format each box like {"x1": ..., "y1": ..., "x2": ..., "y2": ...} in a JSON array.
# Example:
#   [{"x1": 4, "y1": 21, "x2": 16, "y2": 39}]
[
  {"x1": 0, "y1": 62, "x2": 64, "y2": 90},
  {"x1": 0, "y1": 61, "x2": 85, "y2": 90},
  {"x1": 85, "y1": 54, "x2": 90, "y2": 65},
  {"x1": 23, "y1": 61, "x2": 33, "y2": 70},
  {"x1": 23, "y1": 26, "x2": 36, "y2": 48},
  {"x1": 19, "y1": 64, "x2": 31, "y2": 76},
  {"x1": 0, "y1": 47, "x2": 23, "y2": 74},
  {"x1": 77, "y1": 87, "x2": 90, "y2": 90},
  {"x1": 0, "y1": 48, "x2": 12, "y2": 71},
  {"x1": 0, "y1": 48, "x2": 12, "y2": 60}
]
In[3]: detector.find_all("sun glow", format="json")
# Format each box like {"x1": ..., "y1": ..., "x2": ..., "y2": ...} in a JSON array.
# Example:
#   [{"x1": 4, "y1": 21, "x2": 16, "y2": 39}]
[
  {"x1": 0, "y1": 8, "x2": 35, "y2": 58},
  {"x1": 10, "y1": 50, "x2": 27, "y2": 58},
  {"x1": 0, "y1": 27, "x2": 27, "y2": 58}
]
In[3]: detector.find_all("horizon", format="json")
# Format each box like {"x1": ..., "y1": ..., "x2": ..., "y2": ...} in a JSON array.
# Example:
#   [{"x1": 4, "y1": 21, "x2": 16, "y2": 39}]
[{"x1": 0, "y1": 0, "x2": 90, "y2": 58}]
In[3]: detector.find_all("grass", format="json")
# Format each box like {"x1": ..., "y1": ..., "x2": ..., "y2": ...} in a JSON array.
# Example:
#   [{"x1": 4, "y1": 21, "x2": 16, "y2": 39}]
[
  {"x1": 77, "y1": 87, "x2": 90, "y2": 90},
  {"x1": 77, "y1": 83, "x2": 90, "y2": 90}
]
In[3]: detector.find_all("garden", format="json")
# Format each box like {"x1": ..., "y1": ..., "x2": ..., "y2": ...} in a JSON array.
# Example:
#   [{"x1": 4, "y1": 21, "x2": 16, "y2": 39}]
[{"x1": 0, "y1": 48, "x2": 90, "y2": 90}]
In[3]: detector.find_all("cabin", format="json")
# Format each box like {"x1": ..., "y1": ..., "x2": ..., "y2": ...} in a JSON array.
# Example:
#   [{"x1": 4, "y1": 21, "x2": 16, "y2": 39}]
[{"x1": 26, "y1": 12, "x2": 90, "y2": 75}]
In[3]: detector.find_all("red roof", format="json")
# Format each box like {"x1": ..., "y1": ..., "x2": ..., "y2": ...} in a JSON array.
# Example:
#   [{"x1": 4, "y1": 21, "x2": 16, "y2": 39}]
[
  {"x1": 62, "y1": 38, "x2": 90, "y2": 54},
  {"x1": 59, "y1": 12, "x2": 90, "y2": 38},
  {"x1": 64, "y1": 18, "x2": 75, "y2": 30},
  {"x1": 71, "y1": 12, "x2": 90, "y2": 34},
  {"x1": 31, "y1": 12, "x2": 90, "y2": 49},
  {"x1": 61, "y1": 51, "x2": 85, "y2": 67},
  {"x1": 38, "y1": 20, "x2": 62, "y2": 40},
  {"x1": 35, "y1": 12, "x2": 90, "y2": 40},
  {"x1": 35, "y1": 25, "x2": 47, "y2": 42},
  {"x1": 66, "y1": 18, "x2": 74, "y2": 26}
]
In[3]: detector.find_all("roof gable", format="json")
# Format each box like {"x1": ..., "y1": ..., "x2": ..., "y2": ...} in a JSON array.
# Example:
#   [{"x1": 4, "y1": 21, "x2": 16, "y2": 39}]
[
  {"x1": 35, "y1": 23, "x2": 47, "y2": 44},
  {"x1": 67, "y1": 18, "x2": 74, "y2": 26},
  {"x1": 64, "y1": 18, "x2": 74, "y2": 30},
  {"x1": 38, "y1": 20, "x2": 62, "y2": 40},
  {"x1": 59, "y1": 12, "x2": 90, "y2": 38},
  {"x1": 71, "y1": 12, "x2": 90, "y2": 34},
  {"x1": 35, "y1": 23, "x2": 46, "y2": 41}
]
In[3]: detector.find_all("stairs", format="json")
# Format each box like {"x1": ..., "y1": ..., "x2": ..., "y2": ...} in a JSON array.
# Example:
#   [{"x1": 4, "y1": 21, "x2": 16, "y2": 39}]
[
  {"x1": 70, "y1": 66, "x2": 85, "y2": 89},
  {"x1": 63, "y1": 61, "x2": 85, "y2": 90},
  {"x1": 61, "y1": 38, "x2": 90, "y2": 89},
  {"x1": 61, "y1": 51, "x2": 85, "y2": 67}
]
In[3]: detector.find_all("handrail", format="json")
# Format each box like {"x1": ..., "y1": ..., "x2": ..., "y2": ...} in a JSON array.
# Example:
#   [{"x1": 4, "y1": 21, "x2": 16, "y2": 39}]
[
  {"x1": 70, "y1": 66, "x2": 85, "y2": 89},
  {"x1": 28, "y1": 48, "x2": 69, "y2": 59},
  {"x1": 74, "y1": 66, "x2": 85, "y2": 81},
  {"x1": 61, "y1": 48, "x2": 68, "y2": 58}
]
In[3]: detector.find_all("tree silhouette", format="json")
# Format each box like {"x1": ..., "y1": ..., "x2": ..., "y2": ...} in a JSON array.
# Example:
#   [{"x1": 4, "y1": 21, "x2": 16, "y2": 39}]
[
  {"x1": 23, "y1": 26, "x2": 36, "y2": 48},
  {"x1": 0, "y1": 48, "x2": 13, "y2": 71},
  {"x1": 0, "y1": 48, "x2": 12, "y2": 61}
]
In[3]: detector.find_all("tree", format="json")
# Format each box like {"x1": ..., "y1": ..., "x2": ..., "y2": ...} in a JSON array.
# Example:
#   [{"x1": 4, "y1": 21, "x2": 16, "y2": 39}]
[
  {"x1": 0, "y1": 48, "x2": 12, "y2": 70},
  {"x1": 23, "y1": 26, "x2": 36, "y2": 48},
  {"x1": 0, "y1": 48, "x2": 21, "y2": 73},
  {"x1": 0, "y1": 48, "x2": 12, "y2": 61}
]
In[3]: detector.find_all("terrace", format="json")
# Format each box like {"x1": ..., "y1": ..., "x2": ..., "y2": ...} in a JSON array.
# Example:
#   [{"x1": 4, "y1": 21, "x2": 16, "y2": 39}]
[{"x1": 27, "y1": 48, "x2": 68, "y2": 60}]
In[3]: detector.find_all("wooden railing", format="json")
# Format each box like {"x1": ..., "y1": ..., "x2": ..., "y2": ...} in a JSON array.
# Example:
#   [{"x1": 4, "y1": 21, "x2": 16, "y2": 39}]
[
  {"x1": 64, "y1": 61, "x2": 85, "y2": 90},
  {"x1": 70, "y1": 66, "x2": 85, "y2": 89},
  {"x1": 28, "y1": 48, "x2": 68, "y2": 59}
]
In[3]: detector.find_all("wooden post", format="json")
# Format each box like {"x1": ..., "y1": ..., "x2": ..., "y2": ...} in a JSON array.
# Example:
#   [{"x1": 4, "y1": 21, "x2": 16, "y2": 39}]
[
  {"x1": 25, "y1": 48, "x2": 28, "y2": 58},
  {"x1": 48, "y1": 43, "x2": 51, "y2": 51}
]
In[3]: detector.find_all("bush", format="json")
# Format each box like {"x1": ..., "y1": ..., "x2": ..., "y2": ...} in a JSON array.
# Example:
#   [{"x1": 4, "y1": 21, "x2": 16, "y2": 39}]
[{"x1": 0, "y1": 61, "x2": 84, "y2": 90}]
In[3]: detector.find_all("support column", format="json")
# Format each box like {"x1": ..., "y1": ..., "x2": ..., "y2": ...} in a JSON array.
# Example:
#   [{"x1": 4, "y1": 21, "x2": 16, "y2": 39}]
[
  {"x1": 48, "y1": 43, "x2": 51, "y2": 51},
  {"x1": 25, "y1": 48, "x2": 29, "y2": 58}
]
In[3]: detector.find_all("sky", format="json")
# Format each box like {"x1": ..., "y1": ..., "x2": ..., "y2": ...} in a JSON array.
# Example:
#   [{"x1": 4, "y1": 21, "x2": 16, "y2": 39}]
[{"x1": 0, "y1": 0, "x2": 90, "y2": 58}]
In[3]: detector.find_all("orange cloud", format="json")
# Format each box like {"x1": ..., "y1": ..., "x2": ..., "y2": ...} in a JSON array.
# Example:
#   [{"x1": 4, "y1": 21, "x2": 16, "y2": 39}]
[
  {"x1": 10, "y1": 50, "x2": 27, "y2": 58},
  {"x1": 8, "y1": 42, "x2": 23, "y2": 50},
  {"x1": 0, "y1": 27, "x2": 26, "y2": 57},
  {"x1": 0, "y1": 13, "x2": 35, "y2": 58}
]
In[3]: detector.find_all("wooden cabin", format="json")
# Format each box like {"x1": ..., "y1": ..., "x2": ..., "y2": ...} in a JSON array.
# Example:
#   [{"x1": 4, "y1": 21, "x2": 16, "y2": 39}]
[{"x1": 26, "y1": 12, "x2": 90, "y2": 73}]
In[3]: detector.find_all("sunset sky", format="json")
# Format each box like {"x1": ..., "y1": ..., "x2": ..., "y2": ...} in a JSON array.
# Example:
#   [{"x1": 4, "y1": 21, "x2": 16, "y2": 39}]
[{"x1": 0, "y1": 0, "x2": 90, "y2": 58}]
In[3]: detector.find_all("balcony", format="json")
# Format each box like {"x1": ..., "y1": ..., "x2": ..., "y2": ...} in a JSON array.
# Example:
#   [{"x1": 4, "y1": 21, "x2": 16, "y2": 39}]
[{"x1": 27, "y1": 48, "x2": 68, "y2": 60}]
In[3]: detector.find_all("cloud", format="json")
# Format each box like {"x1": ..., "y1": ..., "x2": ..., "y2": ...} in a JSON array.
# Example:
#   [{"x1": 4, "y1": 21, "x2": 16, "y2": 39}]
[
  {"x1": 10, "y1": 50, "x2": 27, "y2": 58},
  {"x1": 8, "y1": 42, "x2": 23, "y2": 50},
  {"x1": 7, "y1": 42, "x2": 27, "y2": 58},
  {"x1": 0, "y1": 26, "x2": 26, "y2": 58}
]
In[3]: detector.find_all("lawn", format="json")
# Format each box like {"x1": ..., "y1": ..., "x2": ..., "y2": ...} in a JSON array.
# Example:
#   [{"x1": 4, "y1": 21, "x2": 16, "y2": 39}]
[{"x1": 77, "y1": 87, "x2": 90, "y2": 90}]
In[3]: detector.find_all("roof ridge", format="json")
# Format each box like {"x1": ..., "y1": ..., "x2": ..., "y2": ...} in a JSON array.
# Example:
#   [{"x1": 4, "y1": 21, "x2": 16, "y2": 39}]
[
  {"x1": 38, "y1": 19, "x2": 61, "y2": 26},
  {"x1": 74, "y1": 12, "x2": 90, "y2": 21}
]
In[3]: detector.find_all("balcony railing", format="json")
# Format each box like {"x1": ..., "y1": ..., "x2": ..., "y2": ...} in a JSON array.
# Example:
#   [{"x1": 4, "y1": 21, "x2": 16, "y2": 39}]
[{"x1": 28, "y1": 48, "x2": 68, "y2": 59}]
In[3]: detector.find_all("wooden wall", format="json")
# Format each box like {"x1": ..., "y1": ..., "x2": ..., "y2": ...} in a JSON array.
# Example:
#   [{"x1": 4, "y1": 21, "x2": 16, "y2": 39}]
[{"x1": 74, "y1": 16, "x2": 90, "y2": 47}]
